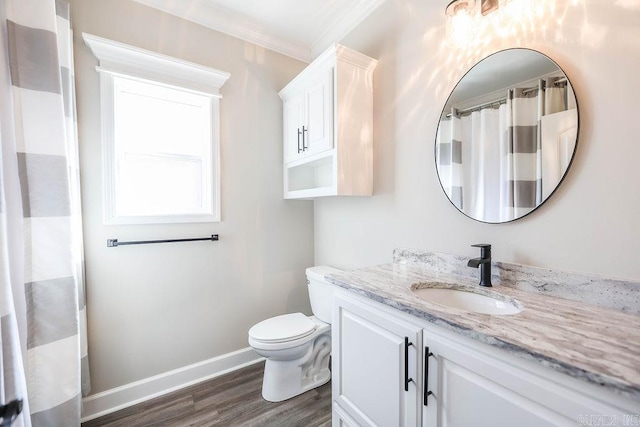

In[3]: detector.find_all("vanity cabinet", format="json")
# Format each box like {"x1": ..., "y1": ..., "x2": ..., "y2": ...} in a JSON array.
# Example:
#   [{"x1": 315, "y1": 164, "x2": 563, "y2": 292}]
[
  {"x1": 279, "y1": 44, "x2": 377, "y2": 199},
  {"x1": 333, "y1": 291, "x2": 638, "y2": 427}
]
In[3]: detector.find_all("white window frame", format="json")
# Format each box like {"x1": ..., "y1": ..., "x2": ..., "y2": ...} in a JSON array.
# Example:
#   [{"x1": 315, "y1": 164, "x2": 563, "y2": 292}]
[{"x1": 83, "y1": 33, "x2": 230, "y2": 224}]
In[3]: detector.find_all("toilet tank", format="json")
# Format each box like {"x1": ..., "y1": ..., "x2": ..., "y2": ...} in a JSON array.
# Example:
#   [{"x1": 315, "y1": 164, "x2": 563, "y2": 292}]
[{"x1": 306, "y1": 266, "x2": 343, "y2": 324}]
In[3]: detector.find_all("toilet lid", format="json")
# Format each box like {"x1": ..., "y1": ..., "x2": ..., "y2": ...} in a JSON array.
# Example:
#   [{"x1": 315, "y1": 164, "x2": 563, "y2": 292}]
[{"x1": 249, "y1": 313, "x2": 316, "y2": 343}]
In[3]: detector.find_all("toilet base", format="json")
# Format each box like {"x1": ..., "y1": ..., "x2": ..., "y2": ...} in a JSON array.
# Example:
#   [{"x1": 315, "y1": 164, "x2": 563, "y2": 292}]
[{"x1": 261, "y1": 333, "x2": 331, "y2": 402}]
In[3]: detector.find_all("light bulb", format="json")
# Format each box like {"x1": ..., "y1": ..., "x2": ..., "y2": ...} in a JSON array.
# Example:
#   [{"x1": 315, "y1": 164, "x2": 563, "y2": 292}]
[
  {"x1": 451, "y1": 9, "x2": 475, "y2": 46},
  {"x1": 445, "y1": 0, "x2": 478, "y2": 48}
]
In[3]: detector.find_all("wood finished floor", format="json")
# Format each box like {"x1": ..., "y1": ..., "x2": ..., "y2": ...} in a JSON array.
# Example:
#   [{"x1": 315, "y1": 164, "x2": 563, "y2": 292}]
[{"x1": 82, "y1": 362, "x2": 332, "y2": 427}]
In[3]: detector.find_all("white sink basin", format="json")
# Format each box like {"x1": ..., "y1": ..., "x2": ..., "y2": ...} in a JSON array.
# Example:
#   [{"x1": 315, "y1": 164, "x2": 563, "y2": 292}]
[{"x1": 412, "y1": 287, "x2": 521, "y2": 315}]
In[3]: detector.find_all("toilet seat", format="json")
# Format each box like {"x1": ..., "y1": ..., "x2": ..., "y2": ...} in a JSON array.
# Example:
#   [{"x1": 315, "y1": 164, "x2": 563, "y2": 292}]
[
  {"x1": 249, "y1": 315, "x2": 330, "y2": 352},
  {"x1": 249, "y1": 313, "x2": 316, "y2": 343}
]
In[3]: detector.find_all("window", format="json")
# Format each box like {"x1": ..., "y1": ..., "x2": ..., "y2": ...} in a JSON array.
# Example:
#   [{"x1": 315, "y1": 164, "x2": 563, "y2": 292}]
[
  {"x1": 83, "y1": 33, "x2": 230, "y2": 224},
  {"x1": 111, "y1": 76, "x2": 214, "y2": 220}
]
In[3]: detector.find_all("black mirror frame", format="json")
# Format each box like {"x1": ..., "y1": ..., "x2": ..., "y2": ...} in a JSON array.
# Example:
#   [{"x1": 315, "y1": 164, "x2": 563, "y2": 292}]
[{"x1": 434, "y1": 48, "x2": 580, "y2": 224}]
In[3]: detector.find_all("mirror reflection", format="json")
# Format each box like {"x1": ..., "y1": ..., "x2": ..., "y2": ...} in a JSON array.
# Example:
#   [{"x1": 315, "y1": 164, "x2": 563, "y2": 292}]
[{"x1": 435, "y1": 49, "x2": 578, "y2": 223}]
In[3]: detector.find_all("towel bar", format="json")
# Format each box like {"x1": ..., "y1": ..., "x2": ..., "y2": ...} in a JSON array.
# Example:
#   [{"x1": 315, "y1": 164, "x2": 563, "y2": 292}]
[{"x1": 107, "y1": 234, "x2": 219, "y2": 247}]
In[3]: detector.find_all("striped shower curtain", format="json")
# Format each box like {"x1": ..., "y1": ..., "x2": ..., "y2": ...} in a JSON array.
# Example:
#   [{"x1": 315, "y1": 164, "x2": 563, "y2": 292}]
[
  {"x1": 1, "y1": 0, "x2": 89, "y2": 425},
  {"x1": 504, "y1": 85, "x2": 542, "y2": 220},
  {"x1": 436, "y1": 109, "x2": 464, "y2": 210},
  {"x1": 463, "y1": 106, "x2": 508, "y2": 223},
  {"x1": 505, "y1": 78, "x2": 569, "y2": 220},
  {"x1": 437, "y1": 79, "x2": 570, "y2": 222}
]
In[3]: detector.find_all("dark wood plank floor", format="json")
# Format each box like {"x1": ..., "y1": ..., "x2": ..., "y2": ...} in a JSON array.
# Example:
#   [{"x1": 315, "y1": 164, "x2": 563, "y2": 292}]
[{"x1": 82, "y1": 361, "x2": 332, "y2": 427}]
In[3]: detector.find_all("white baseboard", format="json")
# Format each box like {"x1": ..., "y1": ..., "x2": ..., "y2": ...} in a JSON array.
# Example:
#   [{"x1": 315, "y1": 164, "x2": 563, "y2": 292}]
[{"x1": 81, "y1": 347, "x2": 263, "y2": 422}]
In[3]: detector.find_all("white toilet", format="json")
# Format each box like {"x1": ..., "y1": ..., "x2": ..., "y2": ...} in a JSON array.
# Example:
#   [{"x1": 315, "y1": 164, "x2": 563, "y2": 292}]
[{"x1": 248, "y1": 265, "x2": 342, "y2": 402}]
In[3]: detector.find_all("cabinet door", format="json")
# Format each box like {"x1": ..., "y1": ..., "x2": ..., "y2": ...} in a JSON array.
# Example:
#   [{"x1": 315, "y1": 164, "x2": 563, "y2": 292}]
[
  {"x1": 424, "y1": 334, "x2": 557, "y2": 427},
  {"x1": 283, "y1": 95, "x2": 303, "y2": 162},
  {"x1": 303, "y1": 68, "x2": 333, "y2": 156},
  {"x1": 333, "y1": 293, "x2": 421, "y2": 427},
  {"x1": 422, "y1": 328, "x2": 619, "y2": 427},
  {"x1": 333, "y1": 402, "x2": 361, "y2": 427}
]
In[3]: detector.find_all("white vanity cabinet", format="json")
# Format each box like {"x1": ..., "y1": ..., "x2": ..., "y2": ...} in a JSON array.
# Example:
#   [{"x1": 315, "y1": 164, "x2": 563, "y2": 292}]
[
  {"x1": 333, "y1": 291, "x2": 639, "y2": 427},
  {"x1": 279, "y1": 44, "x2": 377, "y2": 199}
]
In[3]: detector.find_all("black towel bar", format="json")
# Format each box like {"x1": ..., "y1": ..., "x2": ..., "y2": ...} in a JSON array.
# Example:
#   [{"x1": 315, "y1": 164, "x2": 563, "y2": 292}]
[{"x1": 107, "y1": 234, "x2": 219, "y2": 247}]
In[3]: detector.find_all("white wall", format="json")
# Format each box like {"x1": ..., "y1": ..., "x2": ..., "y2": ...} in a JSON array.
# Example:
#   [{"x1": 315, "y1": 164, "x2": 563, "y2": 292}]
[
  {"x1": 71, "y1": 0, "x2": 312, "y2": 394},
  {"x1": 316, "y1": 0, "x2": 640, "y2": 282}
]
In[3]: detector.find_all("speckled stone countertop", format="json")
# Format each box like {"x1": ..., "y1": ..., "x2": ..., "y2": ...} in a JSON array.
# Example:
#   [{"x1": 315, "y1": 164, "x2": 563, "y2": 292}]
[{"x1": 326, "y1": 262, "x2": 640, "y2": 401}]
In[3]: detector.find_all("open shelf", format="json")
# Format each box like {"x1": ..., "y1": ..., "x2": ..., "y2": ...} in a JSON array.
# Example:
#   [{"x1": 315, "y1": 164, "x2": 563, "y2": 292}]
[{"x1": 285, "y1": 154, "x2": 335, "y2": 198}]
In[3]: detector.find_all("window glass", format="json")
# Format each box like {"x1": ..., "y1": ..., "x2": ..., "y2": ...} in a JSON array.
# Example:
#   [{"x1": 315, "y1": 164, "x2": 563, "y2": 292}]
[{"x1": 111, "y1": 76, "x2": 213, "y2": 219}]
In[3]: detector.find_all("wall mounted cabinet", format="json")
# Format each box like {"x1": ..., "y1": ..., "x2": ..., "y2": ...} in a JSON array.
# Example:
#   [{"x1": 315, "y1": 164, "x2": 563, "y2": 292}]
[
  {"x1": 279, "y1": 44, "x2": 377, "y2": 199},
  {"x1": 333, "y1": 291, "x2": 638, "y2": 426}
]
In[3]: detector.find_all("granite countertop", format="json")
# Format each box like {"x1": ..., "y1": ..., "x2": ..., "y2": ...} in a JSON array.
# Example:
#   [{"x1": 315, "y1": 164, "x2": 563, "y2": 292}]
[{"x1": 326, "y1": 262, "x2": 640, "y2": 401}]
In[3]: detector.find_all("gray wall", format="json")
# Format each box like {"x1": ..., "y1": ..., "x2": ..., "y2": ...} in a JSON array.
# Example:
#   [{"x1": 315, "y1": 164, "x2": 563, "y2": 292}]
[
  {"x1": 72, "y1": 0, "x2": 313, "y2": 394},
  {"x1": 316, "y1": 0, "x2": 640, "y2": 282}
]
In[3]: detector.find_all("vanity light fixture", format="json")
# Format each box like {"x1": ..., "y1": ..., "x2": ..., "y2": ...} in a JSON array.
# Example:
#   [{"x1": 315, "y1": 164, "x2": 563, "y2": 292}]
[
  {"x1": 445, "y1": 0, "x2": 477, "y2": 47},
  {"x1": 446, "y1": 0, "x2": 507, "y2": 47},
  {"x1": 481, "y1": 0, "x2": 499, "y2": 15}
]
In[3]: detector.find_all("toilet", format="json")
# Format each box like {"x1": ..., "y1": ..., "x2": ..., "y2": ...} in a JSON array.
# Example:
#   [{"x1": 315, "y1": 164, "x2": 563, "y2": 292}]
[{"x1": 248, "y1": 266, "x2": 342, "y2": 402}]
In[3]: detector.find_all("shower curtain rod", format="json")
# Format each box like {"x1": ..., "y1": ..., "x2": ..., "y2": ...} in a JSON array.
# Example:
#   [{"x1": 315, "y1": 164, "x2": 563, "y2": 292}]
[
  {"x1": 447, "y1": 86, "x2": 529, "y2": 117},
  {"x1": 107, "y1": 234, "x2": 219, "y2": 247},
  {"x1": 448, "y1": 98, "x2": 508, "y2": 117},
  {"x1": 446, "y1": 78, "x2": 568, "y2": 118}
]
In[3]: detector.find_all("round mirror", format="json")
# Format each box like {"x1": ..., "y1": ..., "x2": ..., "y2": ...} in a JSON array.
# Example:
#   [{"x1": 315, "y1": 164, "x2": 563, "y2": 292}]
[{"x1": 435, "y1": 48, "x2": 579, "y2": 223}]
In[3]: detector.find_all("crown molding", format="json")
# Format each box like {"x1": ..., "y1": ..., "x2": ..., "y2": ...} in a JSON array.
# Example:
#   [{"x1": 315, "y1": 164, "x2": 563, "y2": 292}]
[
  {"x1": 311, "y1": 0, "x2": 388, "y2": 58},
  {"x1": 131, "y1": 0, "x2": 387, "y2": 64},
  {"x1": 131, "y1": 0, "x2": 312, "y2": 63}
]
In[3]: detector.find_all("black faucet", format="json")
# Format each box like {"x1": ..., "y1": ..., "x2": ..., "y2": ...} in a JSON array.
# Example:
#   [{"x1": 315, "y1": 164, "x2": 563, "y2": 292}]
[{"x1": 467, "y1": 244, "x2": 492, "y2": 287}]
